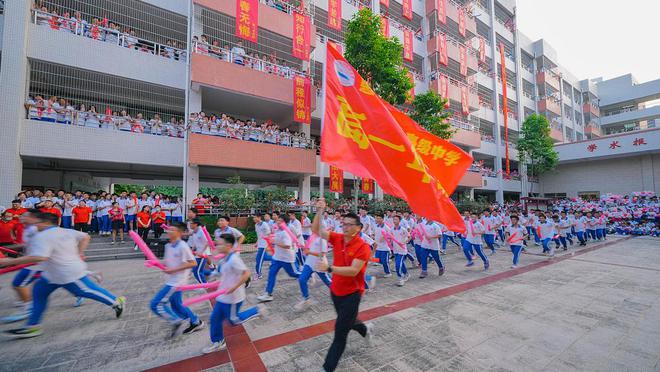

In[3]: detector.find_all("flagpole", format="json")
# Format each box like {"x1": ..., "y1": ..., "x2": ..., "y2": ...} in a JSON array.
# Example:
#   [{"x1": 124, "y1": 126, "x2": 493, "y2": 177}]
[{"x1": 318, "y1": 42, "x2": 329, "y2": 201}]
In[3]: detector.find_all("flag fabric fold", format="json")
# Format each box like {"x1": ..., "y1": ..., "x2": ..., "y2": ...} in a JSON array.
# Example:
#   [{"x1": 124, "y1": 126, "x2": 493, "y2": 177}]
[{"x1": 321, "y1": 44, "x2": 472, "y2": 233}]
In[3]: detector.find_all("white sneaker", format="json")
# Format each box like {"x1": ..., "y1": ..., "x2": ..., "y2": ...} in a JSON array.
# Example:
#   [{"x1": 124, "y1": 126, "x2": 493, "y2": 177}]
[
  {"x1": 396, "y1": 279, "x2": 405, "y2": 287},
  {"x1": 257, "y1": 293, "x2": 274, "y2": 302},
  {"x1": 364, "y1": 322, "x2": 374, "y2": 347},
  {"x1": 383, "y1": 273, "x2": 392, "y2": 278},
  {"x1": 403, "y1": 273, "x2": 410, "y2": 282},
  {"x1": 202, "y1": 341, "x2": 226, "y2": 354},
  {"x1": 367, "y1": 276, "x2": 376, "y2": 290},
  {"x1": 294, "y1": 298, "x2": 311, "y2": 311},
  {"x1": 510, "y1": 264, "x2": 518, "y2": 269}
]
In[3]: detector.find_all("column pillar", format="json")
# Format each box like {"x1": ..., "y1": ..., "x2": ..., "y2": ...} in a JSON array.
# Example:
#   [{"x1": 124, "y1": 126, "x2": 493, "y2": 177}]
[
  {"x1": 0, "y1": 0, "x2": 31, "y2": 205},
  {"x1": 298, "y1": 175, "x2": 311, "y2": 204},
  {"x1": 374, "y1": 183, "x2": 384, "y2": 201},
  {"x1": 185, "y1": 165, "x2": 200, "y2": 206},
  {"x1": 488, "y1": 0, "x2": 504, "y2": 204}
]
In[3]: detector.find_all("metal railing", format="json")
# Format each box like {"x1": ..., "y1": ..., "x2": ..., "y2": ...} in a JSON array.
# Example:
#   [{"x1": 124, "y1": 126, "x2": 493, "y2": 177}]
[
  {"x1": 192, "y1": 41, "x2": 310, "y2": 81},
  {"x1": 188, "y1": 118, "x2": 316, "y2": 149},
  {"x1": 31, "y1": 9, "x2": 187, "y2": 62}
]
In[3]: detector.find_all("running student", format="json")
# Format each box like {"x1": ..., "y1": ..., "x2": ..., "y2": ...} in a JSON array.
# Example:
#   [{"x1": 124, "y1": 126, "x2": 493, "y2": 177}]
[
  {"x1": 202, "y1": 233, "x2": 260, "y2": 354},
  {"x1": 149, "y1": 223, "x2": 204, "y2": 339},
  {"x1": 372, "y1": 214, "x2": 392, "y2": 278},
  {"x1": 213, "y1": 216, "x2": 245, "y2": 248},
  {"x1": 464, "y1": 212, "x2": 490, "y2": 270},
  {"x1": 188, "y1": 218, "x2": 211, "y2": 283},
  {"x1": 253, "y1": 214, "x2": 272, "y2": 280},
  {"x1": 295, "y1": 233, "x2": 331, "y2": 311},
  {"x1": 390, "y1": 216, "x2": 411, "y2": 287},
  {"x1": 505, "y1": 215, "x2": 527, "y2": 268},
  {"x1": 312, "y1": 199, "x2": 374, "y2": 372},
  {"x1": 419, "y1": 218, "x2": 445, "y2": 278},
  {"x1": 257, "y1": 215, "x2": 300, "y2": 303},
  {"x1": 1, "y1": 212, "x2": 125, "y2": 338}
]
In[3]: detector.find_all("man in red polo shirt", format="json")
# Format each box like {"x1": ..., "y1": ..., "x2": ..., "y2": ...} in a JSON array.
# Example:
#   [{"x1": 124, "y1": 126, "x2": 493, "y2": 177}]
[
  {"x1": 6, "y1": 200, "x2": 28, "y2": 243},
  {"x1": 72, "y1": 200, "x2": 93, "y2": 232},
  {"x1": 39, "y1": 200, "x2": 62, "y2": 226},
  {"x1": 313, "y1": 199, "x2": 374, "y2": 372},
  {"x1": 0, "y1": 211, "x2": 18, "y2": 247}
]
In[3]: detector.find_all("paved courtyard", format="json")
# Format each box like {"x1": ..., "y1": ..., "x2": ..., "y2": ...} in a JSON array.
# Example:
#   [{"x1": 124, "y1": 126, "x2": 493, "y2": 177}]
[{"x1": 1, "y1": 236, "x2": 659, "y2": 371}]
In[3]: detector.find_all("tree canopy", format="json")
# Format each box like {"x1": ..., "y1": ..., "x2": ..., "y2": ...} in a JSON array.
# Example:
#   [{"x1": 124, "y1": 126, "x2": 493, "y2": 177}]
[
  {"x1": 516, "y1": 114, "x2": 559, "y2": 177},
  {"x1": 409, "y1": 91, "x2": 454, "y2": 140}
]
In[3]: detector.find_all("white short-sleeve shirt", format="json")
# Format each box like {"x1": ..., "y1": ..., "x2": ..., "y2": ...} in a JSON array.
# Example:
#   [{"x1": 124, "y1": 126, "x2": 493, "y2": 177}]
[
  {"x1": 163, "y1": 239, "x2": 195, "y2": 286},
  {"x1": 30, "y1": 227, "x2": 88, "y2": 284},
  {"x1": 216, "y1": 252, "x2": 248, "y2": 304}
]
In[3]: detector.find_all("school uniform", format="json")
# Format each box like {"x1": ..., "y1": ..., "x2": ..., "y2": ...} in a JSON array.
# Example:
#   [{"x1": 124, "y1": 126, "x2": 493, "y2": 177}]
[
  {"x1": 586, "y1": 217, "x2": 597, "y2": 241},
  {"x1": 536, "y1": 220, "x2": 556, "y2": 255},
  {"x1": 557, "y1": 218, "x2": 573, "y2": 249},
  {"x1": 288, "y1": 219, "x2": 305, "y2": 271},
  {"x1": 254, "y1": 221, "x2": 272, "y2": 277},
  {"x1": 298, "y1": 236, "x2": 331, "y2": 300},
  {"x1": 481, "y1": 216, "x2": 496, "y2": 253},
  {"x1": 464, "y1": 221, "x2": 489, "y2": 268},
  {"x1": 575, "y1": 216, "x2": 587, "y2": 245},
  {"x1": 419, "y1": 222, "x2": 444, "y2": 276},
  {"x1": 506, "y1": 224, "x2": 526, "y2": 266},
  {"x1": 189, "y1": 227, "x2": 210, "y2": 283},
  {"x1": 389, "y1": 225, "x2": 410, "y2": 282},
  {"x1": 439, "y1": 223, "x2": 459, "y2": 252},
  {"x1": 262, "y1": 230, "x2": 299, "y2": 297},
  {"x1": 373, "y1": 223, "x2": 392, "y2": 275}
]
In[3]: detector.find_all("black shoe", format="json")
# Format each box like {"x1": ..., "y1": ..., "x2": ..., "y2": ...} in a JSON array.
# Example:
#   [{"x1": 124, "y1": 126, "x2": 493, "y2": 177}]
[
  {"x1": 113, "y1": 296, "x2": 126, "y2": 318},
  {"x1": 183, "y1": 320, "x2": 205, "y2": 334},
  {"x1": 5, "y1": 327, "x2": 43, "y2": 339},
  {"x1": 438, "y1": 267, "x2": 445, "y2": 276},
  {"x1": 245, "y1": 277, "x2": 252, "y2": 289}
]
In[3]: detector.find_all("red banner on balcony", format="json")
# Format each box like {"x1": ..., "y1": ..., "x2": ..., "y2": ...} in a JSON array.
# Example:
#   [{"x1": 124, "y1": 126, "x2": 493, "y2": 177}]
[
  {"x1": 328, "y1": 0, "x2": 342, "y2": 31},
  {"x1": 499, "y1": 42, "x2": 510, "y2": 175},
  {"x1": 403, "y1": 29, "x2": 413, "y2": 62},
  {"x1": 479, "y1": 37, "x2": 486, "y2": 63},
  {"x1": 329, "y1": 166, "x2": 344, "y2": 193},
  {"x1": 380, "y1": 0, "x2": 389, "y2": 7},
  {"x1": 438, "y1": 74, "x2": 450, "y2": 108},
  {"x1": 458, "y1": 7, "x2": 466, "y2": 37},
  {"x1": 361, "y1": 178, "x2": 374, "y2": 194},
  {"x1": 293, "y1": 76, "x2": 311, "y2": 124},
  {"x1": 236, "y1": 0, "x2": 258, "y2": 43},
  {"x1": 407, "y1": 71, "x2": 415, "y2": 103},
  {"x1": 437, "y1": 0, "x2": 446, "y2": 25},
  {"x1": 438, "y1": 33, "x2": 448, "y2": 66},
  {"x1": 461, "y1": 85, "x2": 469, "y2": 115},
  {"x1": 292, "y1": 12, "x2": 310, "y2": 61},
  {"x1": 459, "y1": 45, "x2": 467, "y2": 76},
  {"x1": 403, "y1": 0, "x2": 413, "y2": 20},
  {"x1": 381, "y1": 16, "x2": 389, "y2": 37}
]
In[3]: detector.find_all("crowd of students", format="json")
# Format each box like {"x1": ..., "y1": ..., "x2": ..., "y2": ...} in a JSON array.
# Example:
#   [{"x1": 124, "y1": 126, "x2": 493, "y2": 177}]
[{"x1": 33, "y1": 2, "x2": 186, "y2": 61}]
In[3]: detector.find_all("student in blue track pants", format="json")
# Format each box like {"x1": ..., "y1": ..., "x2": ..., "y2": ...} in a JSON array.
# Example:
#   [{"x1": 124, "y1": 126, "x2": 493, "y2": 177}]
[
  {"x1": 506, "y1": 216, "x2": 527, "y2": 268},
  {"x1": 463, "y1": 213, "x2": 490, "y2": 270},
  {"x1": 257, "y1": 216, "x2": 300, "y2": 303}
]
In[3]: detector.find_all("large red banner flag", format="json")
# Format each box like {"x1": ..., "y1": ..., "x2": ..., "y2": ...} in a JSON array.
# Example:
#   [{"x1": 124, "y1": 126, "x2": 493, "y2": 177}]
[
  {"x1": 380, "y1": 0, "x2": 389, "y2": 7},
  {"x1": 403, "y1": 0, "x2": 413, "y2": 20},
  {"x1": 437, "y1": 0, "x2": 446, "y2": 25},
  {"x1": 328, "y1": 0, "x2": 341, "y2": 31},
  {"x1": 381, "y1": 16, "x2": 390, "y2": 37},
  {"x1": 458, "y1": 7, "x2": 466, "y2": 37},
  {"x1": 438, "y1": 33, "x2": 448, "y2": 66},
  {"x1": 322, "y1": 44, "x2": 471, "y2": 232},
  {"x1": 329, "y1": 166, "x2": 344, "y2": 192},
  {"x1": 479, "y1": 37, "x2": 486, "y2": 63},
  {"x1": 293, "y1": 75, "x2": 311, "y2": 124},
  {"x1": 292, "y1": 12, "x2": 310, "y2": 60},
  {"x1": 461, "y1": 85, "x2": 469, "y2": 115},
  {"x1": 361, "y1": 178, "x2": 374, "y2": 194},
  {"x1": 403, "y1": 29, "x2": 413, "y2": 62},
  {"x1": 438, "y1": 74, "x2": 450, "y2": 108},
  {"x1": 236, "y1": 0, "x2": 258, "y2": 43},
  {"x1": 459, "y1": 45, "x2": 467, "y2": 76}
]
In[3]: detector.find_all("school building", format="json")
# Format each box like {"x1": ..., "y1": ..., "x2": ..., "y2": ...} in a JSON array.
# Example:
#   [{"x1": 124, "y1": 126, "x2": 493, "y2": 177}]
[{"x1": 0, "y1": 0, "x2": 658, "y2": 206}]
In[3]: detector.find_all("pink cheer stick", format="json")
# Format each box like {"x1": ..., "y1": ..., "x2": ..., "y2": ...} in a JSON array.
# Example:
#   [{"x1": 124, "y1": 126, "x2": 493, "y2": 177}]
[
  {"x1": 303, "y1": 233, "x2": 319, "y2": 254},
  {"x1": 201, "y1": 226, "x2": 216, "y2": 251},
  {"x1": 182, "y1": 289, "x2": 227, "y2": 307},
  {"x1": 176, "y1": 281, "x2": 220, "y2": 291},
  {"x1": 129, "y1": 230, "x2": 166, "y2": 270},
  {"x1": 278, "y1": 222, "x2": 301, "y2": 248},
  {"x1": 161, "y1": 223, "x2": 169, "y2": 230}
]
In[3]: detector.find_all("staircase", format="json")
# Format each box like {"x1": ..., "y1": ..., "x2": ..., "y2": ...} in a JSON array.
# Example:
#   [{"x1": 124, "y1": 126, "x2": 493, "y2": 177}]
[{"x1": 84, "y1": 235, "x2": 145, "y2": 262}]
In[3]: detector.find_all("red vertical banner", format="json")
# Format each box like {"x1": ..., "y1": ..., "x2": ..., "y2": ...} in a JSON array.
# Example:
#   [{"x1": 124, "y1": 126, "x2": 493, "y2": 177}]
[
  {"x1": 361, "y1": 178, "x2": 374, "y2": 194},
  {"x1": 328, "y1": 0, "x2": 342, "y2": 31},
  {"x1": 479, "y1": 37, "x2": 486, "y2": 63},
  {"x1": 236, "y1": 0, "x2": 258, "y2": 43},
  {"x1": 461, "y1": 85, "x2": 469, "y2": 115},
  {"x1": 403, "y1": 0, "x2": 413, "y2": 20},
  {"x1": 437, "y1": 0, "x2": 446, "y2": 25},
  {"x1": 381, "y1": 16, "x2": 390, "y2": 37},
  {"x1": 292, "y1": 12, "x2": 310, "y2": 61},
  {"x1": 293, "y1": 76, "x2": 311, "y2": 124},
  {"x1": 437, "y1": 33, "x2": 448, "y2": 66},
  {"x1": 329, "y1": 166, "x2": 344, "y2": 193},
  {"x1": 459, "y1": 45, "x2": 467, "y2": 76},
  {"x1": 499, "y1": 42, "x2": 510, "y2": 175},
  {"x1": 439, "y1": 74, "x2": 450, "y2": 108},
  {"x1": 458, "y1": 7, "x2": 466, "y2": 37},
  {"x1": 380, "y1": 0, "x2": 389, "y2": 7},
  {"x1": 407, "y1": 71, "x2": 415, "y2": 103},
  {"x1": 403, "y1": 29, "x2": 413, "y2": 61}
]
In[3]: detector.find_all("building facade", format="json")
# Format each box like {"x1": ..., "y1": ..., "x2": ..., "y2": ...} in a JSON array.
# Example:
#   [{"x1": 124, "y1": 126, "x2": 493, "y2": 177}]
[{"x1": 0, "y1": 0, "x2": 656, "y2": 206}]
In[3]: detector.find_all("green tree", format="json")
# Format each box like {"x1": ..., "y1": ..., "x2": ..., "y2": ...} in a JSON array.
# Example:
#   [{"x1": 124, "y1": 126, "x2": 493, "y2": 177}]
[
  {"x1": 344, "y1": 8, "x2": 413, "y2": 105},
  {"x1": 409, "y1": 91, "x2": 454, "y2": 139},
  {"x1": 516, "y1": 114, "x2": 559, "y2": 191}
]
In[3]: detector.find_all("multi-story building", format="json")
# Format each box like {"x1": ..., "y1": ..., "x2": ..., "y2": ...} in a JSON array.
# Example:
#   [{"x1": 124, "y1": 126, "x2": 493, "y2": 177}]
[{"x1": 0, "y1": 0, "x2": 656, "y2": 206}]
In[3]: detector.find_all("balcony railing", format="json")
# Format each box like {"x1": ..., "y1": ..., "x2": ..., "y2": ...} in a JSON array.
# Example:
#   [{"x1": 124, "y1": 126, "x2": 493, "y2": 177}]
[
  {"x1": 260, "y1": 0, "x2": 306, "y2": 15},
  {"x1": 192, "y1": 41, "x2": 310, "y2": 82},
  {"x1": 31, "y1": 9, "x2": 187, "y2": 62}
]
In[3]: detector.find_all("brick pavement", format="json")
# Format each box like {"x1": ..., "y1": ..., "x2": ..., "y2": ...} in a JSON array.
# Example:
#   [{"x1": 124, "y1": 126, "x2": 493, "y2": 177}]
[{"x1": 0, "y1": 236, "x2": 659, "y2": 371}]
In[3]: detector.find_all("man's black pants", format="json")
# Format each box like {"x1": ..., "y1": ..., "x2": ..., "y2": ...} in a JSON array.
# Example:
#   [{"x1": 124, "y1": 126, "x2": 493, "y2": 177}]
[{"x1": 323, "y1": 291, "x2": 367, "y2": 371}]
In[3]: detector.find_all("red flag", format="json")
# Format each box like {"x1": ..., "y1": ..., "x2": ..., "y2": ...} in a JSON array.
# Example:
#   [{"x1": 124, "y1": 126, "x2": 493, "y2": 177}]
[
  {"x1": 403, "y1": 29, "x2": 413, "y2": 62},
  {"x1": 329, "y1": 166, "x2": 344, "y2": 193},
  {"x1": 328, "y1": 0, "x2": 342, "y2": 31},
  {"x1": 322, "y1": 44, "x2": 471, "y2": 232},
  {"x1": 293, "y1": 76, "x2": 311, "y2": 124},
  {"x1": 380, "y1": 0, "x2": 389, "y2": 7},
  {"x1": 437, "y1": 0, "x2": 446, "y2": 25},
  {"x1": 499, "y1": 42, "x2": 510, "y2": 175},
  {"x1": 381, "y1": 16, "x2": 390, "y2": 37},
  {"x1": 292, "y1": 12, "x2": 310, "y2": 61},
  {"x1": 361, "y1": 178, "x2": 374, "y2": 194},
  {"x1": 236, "y1": 0, "x2": 258, "y2": 43},
  {"x1": 438, "y1": 74, "x2": 450, "y2": 108},
  {"x1": 459, "y1": 45, "x2": 467, "y2": 76},
  {"x1": 461, "y1": 85, "x2": 469, "y2": 115},
  {"x1": 403, "y1": 0, "x2": 413, "y2": 20},
  {"x1": 479, "y1": 37, "x2": 486, "y2": 63},
  {"x1": 407, "y1": 71, "x2": 415, "y2": 103},
  {"x1": 438, "y1": 33, "x2": 448, "y2": 66},
  {"x1": 458, "y1": 7, "x2": 466, "y2": 37}
]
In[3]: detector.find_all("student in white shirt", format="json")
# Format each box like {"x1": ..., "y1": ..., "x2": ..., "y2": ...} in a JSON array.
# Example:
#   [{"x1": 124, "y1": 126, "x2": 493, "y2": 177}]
[
  {"x1": 287, "y1": 211, "x2": 305, "y2": 271},
  {"x1": 419, "y1": 218, "x2": 444, "y2": 278},
  {"x1": 213, "y1": 216, "x2": 245, "y2": 248},
  {"x1": 294, "y1": 232, "x2": 331, "y2": 311},
  {"x1": 535, "y1": 214, "x2": 556, "y2": 256},
  {"x1": 231, "y1": 41, "x2": 247, "y2": 65},
  {"x1": 0, "y1": 212, "x2": 125, "y2": 338},
  {"x1": 557, "y1": 211, "x2": 574, "y2": 250},
  {"x1": 202, "y1": 233, "x2": 259, "y2": 354},
  {"x1": 188, "y1": 219, "x2": 211, "y2": 284},
  {"x1": 439, "y1": 222, "x2": 460, "y2": 253},
  {"x1": 480, "y1": 210, "x2": 496, "y2": 254},
  {"x1": 390, "y1": 216, "x2": 411, "y2": 286},
  {"x1": 148, "y1": 223, "x2": 204, "y2": 339},
  {"x1": 253, "y1": 214, "x2": 273, "y2": 279},
  {"x1": 169, "y1": 198, "x2": 184, "y2": 223},
  {"x1": 373, "y1": 214, "x2": 392, "y2": 277},
  {"x1": 300, "y1": 211, "x2": 312, "y2": 240},
  {"x1": 257, "y1": 216, "x2": 300, "y2": 303},
  {"x1": 574, "y1": 211, "x2": 587, "y2": 246},
  {"x1": 506, "y1": 215, "x2": 527, "y2": 268},
  {"x1": 464, "y1": 212, "x2": 490, "y2": 269}
]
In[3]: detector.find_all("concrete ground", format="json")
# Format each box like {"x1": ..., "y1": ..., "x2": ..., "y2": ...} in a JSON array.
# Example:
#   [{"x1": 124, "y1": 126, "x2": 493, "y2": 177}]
[{"x1": 0, "y1": 236, "x2": 659, "y2": 371}]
